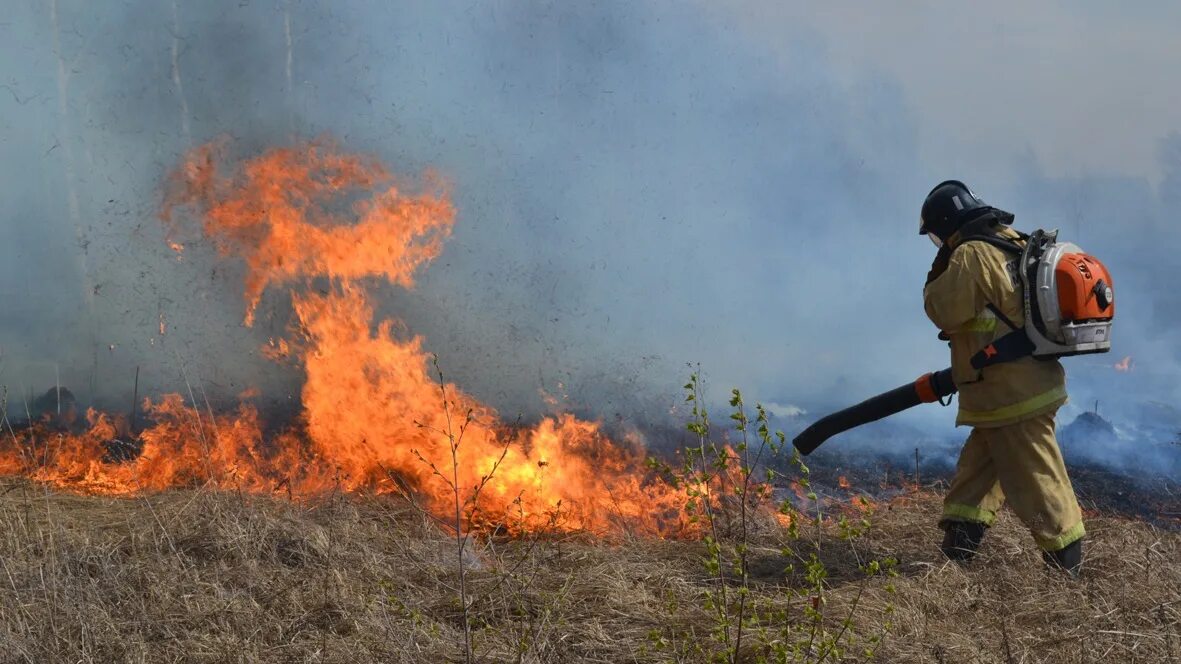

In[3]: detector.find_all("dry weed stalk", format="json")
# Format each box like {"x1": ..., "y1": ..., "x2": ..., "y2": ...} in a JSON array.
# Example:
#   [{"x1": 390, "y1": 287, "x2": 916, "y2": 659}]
[{"x1": 413, "y1": 355, "x2": 511, "y2": 664}]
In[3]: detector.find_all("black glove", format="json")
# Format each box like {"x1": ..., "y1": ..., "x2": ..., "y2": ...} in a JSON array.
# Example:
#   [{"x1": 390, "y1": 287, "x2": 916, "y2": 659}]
[{"x1": 925, "y1": 245, "x2": 952, "y2": 286}]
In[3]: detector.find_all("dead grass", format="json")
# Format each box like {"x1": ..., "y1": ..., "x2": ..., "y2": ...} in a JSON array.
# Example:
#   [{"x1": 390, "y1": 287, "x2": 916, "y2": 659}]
[{"x1": 0, "y1": 479, "x2": 1176, "y2": 663}]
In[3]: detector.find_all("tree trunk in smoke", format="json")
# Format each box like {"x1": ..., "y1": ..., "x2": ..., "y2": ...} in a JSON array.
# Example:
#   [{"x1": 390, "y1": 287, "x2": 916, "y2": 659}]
[
  {"x1": 172, "y1": 0, "x2": 192, "y2": 146},
  {"x1": 284, "y1": 0, "x2": 295, "y2": 136},
  {"x1": 49, "y1": 0, "x2": 93, "y2": 312},
  {"x1": 130, "y1": 365, "x2": 139, "y2": 435}
]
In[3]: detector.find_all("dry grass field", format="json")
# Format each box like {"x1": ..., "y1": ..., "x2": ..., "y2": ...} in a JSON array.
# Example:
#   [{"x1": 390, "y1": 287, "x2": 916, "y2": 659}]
[{"x1": 0, "y1": 478, "x2": 1176, "y2": 663}]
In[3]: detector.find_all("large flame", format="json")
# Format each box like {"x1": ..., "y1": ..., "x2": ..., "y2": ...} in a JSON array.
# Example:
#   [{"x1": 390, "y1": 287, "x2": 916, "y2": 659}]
[
  {"x1": 0, "y1": 140, "x2": 702, "y2": 536},
  {"x1": 159, "y1": 139, "x2": 455, "y2": 325}
]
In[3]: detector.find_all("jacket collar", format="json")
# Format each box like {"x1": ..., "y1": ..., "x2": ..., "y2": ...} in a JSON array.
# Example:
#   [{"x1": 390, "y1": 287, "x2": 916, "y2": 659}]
[{"x1": 947, "y1": 209, "x2": 1017, "y2": 249}]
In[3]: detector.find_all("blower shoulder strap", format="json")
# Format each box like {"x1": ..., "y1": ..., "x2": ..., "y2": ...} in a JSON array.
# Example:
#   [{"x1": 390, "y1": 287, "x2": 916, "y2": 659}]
[
  {"x1": 959, "y1": 231, "x2": 1036, "y2": 371},
  {"x1": 985, "y1": 302, "x2": 1021, "y2": 333},
  {"x1": 968, "y1": 302, "x2": 1032, "y2": 370}
]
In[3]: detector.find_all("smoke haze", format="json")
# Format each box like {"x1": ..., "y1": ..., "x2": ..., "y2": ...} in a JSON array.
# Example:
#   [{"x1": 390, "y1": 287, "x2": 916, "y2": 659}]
[{"x1": 1, "y1": 1, "x2": 1178, "y2": 472}]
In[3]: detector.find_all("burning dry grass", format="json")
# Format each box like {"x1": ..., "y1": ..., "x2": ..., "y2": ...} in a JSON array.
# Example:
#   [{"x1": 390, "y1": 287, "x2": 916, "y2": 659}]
[
  {"x1": 0, "y1": 480, "x2": 1175, "y2": 663},
  {"x1": 0, "y1": 139, "x2": 698, "y2": 537}
]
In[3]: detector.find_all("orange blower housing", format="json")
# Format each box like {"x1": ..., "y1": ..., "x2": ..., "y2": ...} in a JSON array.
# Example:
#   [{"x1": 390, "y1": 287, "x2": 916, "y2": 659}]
[
  {"x1": 1024, "y1": 229, "x2": 1114, "y2": 358},
  {"x1": 1055, "y1": 253, "x2": 1114, "y2": 323}
]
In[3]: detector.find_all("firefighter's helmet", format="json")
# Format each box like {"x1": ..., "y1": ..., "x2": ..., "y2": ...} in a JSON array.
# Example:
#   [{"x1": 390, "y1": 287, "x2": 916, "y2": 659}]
[{"x1": 920, "y1": 180, "x2": 987, "y2": 241}]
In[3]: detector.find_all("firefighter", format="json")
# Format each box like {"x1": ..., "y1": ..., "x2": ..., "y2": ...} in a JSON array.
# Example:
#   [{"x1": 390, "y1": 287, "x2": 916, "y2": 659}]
[{"x1": 920, "y1": 180, "x2": 1085, "y2": 576}]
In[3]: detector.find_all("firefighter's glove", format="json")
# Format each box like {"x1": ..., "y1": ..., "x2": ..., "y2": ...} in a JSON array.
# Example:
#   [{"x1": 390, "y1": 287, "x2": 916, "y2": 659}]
[{"x1": 925, "y1": 245, "x2": 952, "y2": 286}]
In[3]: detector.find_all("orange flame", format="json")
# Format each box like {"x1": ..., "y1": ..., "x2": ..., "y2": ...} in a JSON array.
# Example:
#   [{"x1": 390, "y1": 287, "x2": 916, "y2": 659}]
[
  {"x1": 789, "y1": 480, "x2": 808, "y2": 501},
  {"x1": 837, "y1": 475, "x2": 850, "y2": 490},
  {"x1": 0, "y1": 139, "x2": 722, "y2": 537},
  {"x1": 160, "y1": 139, "x2": 455, "y2": 325},
  {"x1": 1114, "y1": 356, "x2": 1133, "y2": 372},
  {"x1": 849, "y1": 495, "x2": 876, "y2": 513}
]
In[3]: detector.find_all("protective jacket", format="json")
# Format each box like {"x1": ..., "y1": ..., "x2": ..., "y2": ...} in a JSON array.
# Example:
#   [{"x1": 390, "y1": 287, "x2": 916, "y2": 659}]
[{"x1": 923, "y1": 220, "x2": 1067, "y2": 427}]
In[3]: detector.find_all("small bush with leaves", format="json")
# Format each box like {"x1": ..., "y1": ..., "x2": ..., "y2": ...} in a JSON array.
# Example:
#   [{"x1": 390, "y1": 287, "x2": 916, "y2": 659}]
[{"x1": 648, "y1": 370, "x2": 897, "y2": 663}]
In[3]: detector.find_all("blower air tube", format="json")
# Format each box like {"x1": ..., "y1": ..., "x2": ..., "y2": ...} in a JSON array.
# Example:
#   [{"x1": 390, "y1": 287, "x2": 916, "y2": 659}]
[{"x1": 792, "y1": 368, "x2": 956, "y2": 456}]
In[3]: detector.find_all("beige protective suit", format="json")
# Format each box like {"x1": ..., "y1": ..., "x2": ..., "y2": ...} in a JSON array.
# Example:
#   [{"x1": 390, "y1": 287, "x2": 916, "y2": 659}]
[{"x1": 923, "y1": 225, "x2": 1085, "y2": 552}]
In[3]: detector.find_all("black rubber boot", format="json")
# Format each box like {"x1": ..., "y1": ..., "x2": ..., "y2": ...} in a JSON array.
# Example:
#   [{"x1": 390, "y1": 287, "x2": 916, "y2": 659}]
[
  {"x1": 940, "y1": 521, "x2": 987, "y2": 561},
  {"x1": 1042, "y1": 538, "x2": 1083, "y2": 578}
]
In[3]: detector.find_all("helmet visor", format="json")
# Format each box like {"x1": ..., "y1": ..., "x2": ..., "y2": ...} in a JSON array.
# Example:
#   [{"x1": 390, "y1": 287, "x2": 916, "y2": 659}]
[{"x1": 927, "y1": 232, "x2": 943, "y2": 248}]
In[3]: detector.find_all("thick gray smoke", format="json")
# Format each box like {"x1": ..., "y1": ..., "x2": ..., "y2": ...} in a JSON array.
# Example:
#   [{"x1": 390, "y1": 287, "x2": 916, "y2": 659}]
[{"x1": 0, "y1": 2, "x2": 1177, "y2": 476}]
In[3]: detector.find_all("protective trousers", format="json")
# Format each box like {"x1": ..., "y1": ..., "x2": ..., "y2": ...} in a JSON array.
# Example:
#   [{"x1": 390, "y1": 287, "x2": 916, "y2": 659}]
[{"x1": 941, "y1": 409, "x2": 1084, "y2": 551}]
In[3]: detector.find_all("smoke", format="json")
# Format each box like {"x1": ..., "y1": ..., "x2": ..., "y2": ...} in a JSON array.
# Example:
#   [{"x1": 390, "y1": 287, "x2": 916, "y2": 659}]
[{"x1": 0, "y1": 1, "x2": 1178, "y2": 477}]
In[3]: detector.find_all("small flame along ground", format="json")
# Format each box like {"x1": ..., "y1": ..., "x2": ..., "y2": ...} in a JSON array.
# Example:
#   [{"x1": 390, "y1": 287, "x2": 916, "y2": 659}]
[{"x1": 0, "y1": 139, "x2": 720, "y2": 537}]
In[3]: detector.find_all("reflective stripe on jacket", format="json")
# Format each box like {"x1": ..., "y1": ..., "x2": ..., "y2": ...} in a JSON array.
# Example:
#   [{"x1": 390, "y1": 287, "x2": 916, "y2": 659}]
[{"x1": 923, "y1": 227, "x2": 1067, "y2": 428}]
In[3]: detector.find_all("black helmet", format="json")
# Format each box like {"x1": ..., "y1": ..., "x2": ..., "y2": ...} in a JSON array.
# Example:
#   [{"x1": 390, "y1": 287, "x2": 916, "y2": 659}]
[{"x1": 920, "y1": 180, "x2": 987, "y2": 240}]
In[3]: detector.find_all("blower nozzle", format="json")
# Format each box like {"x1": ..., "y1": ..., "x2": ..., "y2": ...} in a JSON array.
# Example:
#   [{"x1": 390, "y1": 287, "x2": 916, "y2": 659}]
[{"x1": 792, "y1": 368, "x2": 957, "y2": 455}]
